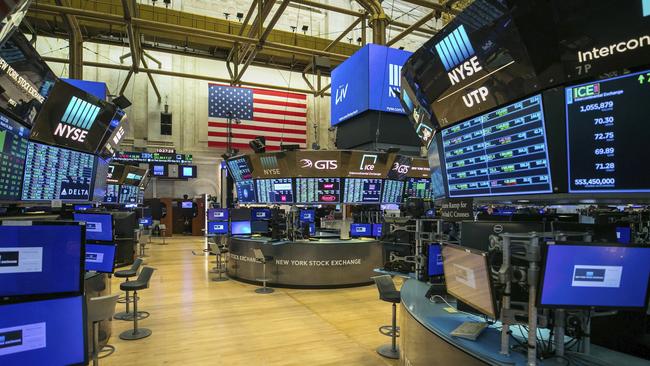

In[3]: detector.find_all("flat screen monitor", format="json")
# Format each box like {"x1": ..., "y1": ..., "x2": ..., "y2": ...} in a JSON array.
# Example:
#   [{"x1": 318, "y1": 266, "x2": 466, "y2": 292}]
[
  {"x1": 21, "y1": 142, "x2": 96, "y2": 201},
  {"x1": 461, "y1": 221, "x2": 544, "y2": 251},
  {"x1": 73, "y1": 204, "x2": 92, "y2": 211},
  {"x1": 540, "y1": 243, "x2": 650, "y2": 309},
  {"x1": 73, "y1": 213, "x2": 113, "y2": 242},
  {"x1": 299, "y1": 209, "x2": 315, "y2": 223},
  {"x1": 235, "y1": 180, "x2": 256, "y2": 203},
  {"x1": 309, "y1": 222, "x2": 316, "y2": 236},
  {"x1": 440, "y1": 94, "x2": 553, "y2": 198},
  {"x1": 231, "y1": 221, "x2": 251, "y2": 235},
  {"x1": 372, "y1": 223, "x2": 383, "y2": 237},
  {"x1": 381, "y1": 180, "x2": 405, "y2": 204},
  {"x1": 103, "y1": 184, "x2": 119, "y2": 203},
  {"x1": 251, "y1": 220, "x2": 269, "y2": 234},
  {"x1": 343, "y1": 178, "x2": 382, "y2": 204},
  {"x1": 0, "y1": 222, "x2": 84, "y2": 300},
  {"x1": 0, "y1": 296, "x2": 86, "y2": 365},
  {"x1": 256, "y1": 178, "x2": 294, "y2": 203},
  {"x1": 122, "y1": 166, "x2": 147, "y2": 187},
  {"x1": 118, "y1": 185, "x2": 138, "y2": 205},
  {"x1": 566, "y1": 70, "x2": 650, "y2": 193},
  {"x1": 207, "y1": 222, "x2": 228, "y2": 235},
  {"x1": 207, "y1": 208, "x2": 228, "y2": 221},
  {"x1": 616, "y1": 227, "x2": 631, "y2": 244},
  {"x1": 230, "y1": 208, "x2": 251, "y2": 221},
  {"x1": 106, "y1": 163, "x2": 125, "y2": 184},
  {"x1": 251, "y1": 208, "x2": 271, "y2": 220},
  {"x1": 226, "y1": 157, "x2": 253, "y2": 182},
  {"x1": 295, "y1": 178, "x2": 341, "y2": 204},
  {"x1": 138, "y1": 217, "x2": 152, "y2": 227},
  {"x1": 551, "y1": 222, "x2": 618, "y2": 243},
  {"x1": 442, "y1": 244, "x2": 498, "y2": 319},
  {"x1": 181, "y1": 201, "x2": 193, "y2": 209},
  {"x1": 151, "y1": 164, "x2": 166, "y2": 177},
  {"x1": 405, "y1": 177, "x2": 433, "y2": 199},
  {"x1": 0, "y1": 111, "x2": 28, "y2": 201},
  {"x1": 428, "y1": 244, "x2": 444, "y2": 277},
  {"x1": 85, "y1": 243, "x2": 115, "y2": 273},
  {"x1": 179, "y1": 165, "x2": 197, "y2": 178},
  {"x1": 350, "y1": 223, "x2": 372, "y2": 237}
]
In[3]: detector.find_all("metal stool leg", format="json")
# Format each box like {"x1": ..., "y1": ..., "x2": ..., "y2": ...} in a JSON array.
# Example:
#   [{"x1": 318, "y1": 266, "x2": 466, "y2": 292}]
[
  {"x1": 92, "y1": 321, "x2": 99, "y2": 366},
  {"x1": 377, "y1": 303, "x2": 400, "y2": 359},
  {"x1": 255, "y1": 261, "x2": 274, "y2": 294},
  {"x1": 212, "y1": 251, "x2": 229, "y2": 282},
  {"x1": 119, "y1": 290, "x2": 152, "y2": 340}
]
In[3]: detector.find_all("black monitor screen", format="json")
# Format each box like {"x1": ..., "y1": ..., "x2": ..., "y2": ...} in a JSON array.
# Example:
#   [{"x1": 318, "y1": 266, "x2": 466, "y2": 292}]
[
  {"x1": 540, "y1": 244, "x2": 650, "y2": 309},
  {"x1": 295, "y1": 178, "x2": 341, "y2": 204},
  {"x1": 118, "y1": 185, "x2": 138, "y2": 205},
  {"x1": 122, "y1": 166, "x2": 147, "y2": 187},
  {"x1": 230, "y1": 208, "x2": 252, "y2": 221},
  {"x1": 73, "y1": 213, "x2": 113, "y2": 242},
  {"x1": 428, "y1": 244, "x2": 444, "y2": 277},
  {"x1": 405, "y1": 178, "x2": 432, "y2": 200},
  {"x1": 106, "y1": 163, "x2": 125, "y2": 184},
  {"x1": 21, "y1": 142, "x2": 96, "y2": 201},
  {"x1": 566, "y1": 70, "x2": 650, "y2": 193},
  {"x1": 103, "y1": 184, "x2": 119, "y2": 203},
  {"x1": 381, "y1": 180, "x2": 404, "y2": 204},
  {"x1": 235, "y1": 180, "x2": 256, "y2": 203},
  {"x1": 442, "y1": 244, "x2": 497, "y2": 319},
  {"x1": 0, "y1": 296, "x2": 86, "y2": 365},
  {"x1": 85, "y1": 243, "x2": 115, "y2": 273},
  {"x1": 441, "y1": 94, "x2": 553, "y2": 197},
  {"x1": 343, "y1": 178, "x2": 383, "y2": 204},
  {"x1": 0, "y1": 222, "x2": 84, "y2": 300},
  {"x1": 256, "y1": 178, "x2": 294, "y2": 204},
  {"x1": 0, "y1": 111, "x2": 27, "y2": 200},
  {"x1": 251, "y1": 220, "x2": 269, "y2": 233},
  {"x1": 227, "y1": 157, "x2": 252, "y2": 182}
]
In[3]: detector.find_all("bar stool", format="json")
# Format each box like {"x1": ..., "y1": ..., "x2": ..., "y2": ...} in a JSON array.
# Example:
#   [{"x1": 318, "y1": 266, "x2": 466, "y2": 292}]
[
  {"x1": 114, "y1": 258, "x2": 143, "y2": 321},
  {"x1": 137, "y1": 227, "x2": 150, "y2": 258},
  {"x1": 119, "y1": 267, "x2": 156, "y2": 340},
  {"x1": 372, "y1": 275, "x2": 401, "y2": 359},
  {"x1": 158, "y1": 224, "x2": 167, "y2": 245},
  {"x1": 87, "y1": 294, "x2": 119, "y2": 366},
  {"x1": 208, "y1": 243, "x2": 228, "y2": 282},
  {"x1": 253, "y1": 248, "x2": 274, "y2": 294}
]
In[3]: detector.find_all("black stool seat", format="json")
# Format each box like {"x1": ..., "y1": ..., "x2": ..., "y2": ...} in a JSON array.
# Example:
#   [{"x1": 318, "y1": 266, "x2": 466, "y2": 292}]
[
  {"x1": 380, "y1": 290, "x2": 401, "y2": 304},
  {"x1": 115, "y1": 269, "x2": 137, "y2": 278},
  {"x1": 120, "y1": 281, "x2": 149, "y2": 292},
  {"x1": 372, "y1": 275, "x2": 401, "y2": 359}
]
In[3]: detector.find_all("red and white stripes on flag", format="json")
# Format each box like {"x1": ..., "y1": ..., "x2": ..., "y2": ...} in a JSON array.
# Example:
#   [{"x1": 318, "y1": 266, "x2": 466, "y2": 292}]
[{"x1": 207, "y1": 84, "x2": 308, "y2": 151}]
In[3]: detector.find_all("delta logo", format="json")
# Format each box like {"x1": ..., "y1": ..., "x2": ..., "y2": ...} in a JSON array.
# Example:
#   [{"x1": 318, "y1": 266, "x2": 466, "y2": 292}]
[{"x1": 54, "y1": 96, "x2": 100, "y2": 142}]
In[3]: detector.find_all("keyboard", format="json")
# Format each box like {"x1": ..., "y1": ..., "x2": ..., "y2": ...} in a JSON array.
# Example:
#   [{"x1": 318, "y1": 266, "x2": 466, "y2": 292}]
[{"x1": 450, "y1": 322, "x2": 488, "y2": 341}]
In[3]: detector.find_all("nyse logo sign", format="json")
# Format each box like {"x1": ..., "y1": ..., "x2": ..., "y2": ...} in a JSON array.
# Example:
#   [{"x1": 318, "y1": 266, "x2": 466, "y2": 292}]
[
  {"x1": 360, "y1": 154, "x2": 378, "y2": 171},
  {"x1": 300, "y1": 159, "x2": 338, "y2": 170},
  {"x1": 335, "y1": 83, "x2": 348, "y2": 105},
  {"x1": 54, "y1": 96, "x2": 100, "y2": 142},
  {"x1": 388, "y1": 64, "x2": 402, "y2": 98}
]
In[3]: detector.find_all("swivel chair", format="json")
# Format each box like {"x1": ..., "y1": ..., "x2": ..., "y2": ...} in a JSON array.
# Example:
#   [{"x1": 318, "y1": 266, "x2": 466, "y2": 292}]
[{"x1": 208, "y1": 242, "x2": 229, "y2": 282}]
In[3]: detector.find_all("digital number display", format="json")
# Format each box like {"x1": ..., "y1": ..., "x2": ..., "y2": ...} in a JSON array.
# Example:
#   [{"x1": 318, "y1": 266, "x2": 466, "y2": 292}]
[
  {"x1": 256, "y1": 178, "x2": 294, "y2": 203},
  {"x1": 227, "y1": 157, "x2": 253, "y2": 182},
  {"x1": 21, "y1": 142, "x2": 95, "y2": 201},
  {"x1": 381, "y1": 180, "x2": 404, "y2": 204},
  {"x1": 296, "y1": 178, "x2": 341, "y2": 204},
  {"x1": 0, "y1": 112, "x2": 28, "y2": 200},
  {"x1": 566, "y1": 70, "x2": 650, "y2": 193},
  {"x1": 405, "y1": 177, "x2": 432, "y2": 199},
  {"x1": 235, "y1": 180, "x2": 256, "y2": 203},
  {"x1": 441, "y1": 94, "x2": 553, "y2": 197},
  {"x1": 343, "y1": 178, "x2": 382, "y2": 204}
]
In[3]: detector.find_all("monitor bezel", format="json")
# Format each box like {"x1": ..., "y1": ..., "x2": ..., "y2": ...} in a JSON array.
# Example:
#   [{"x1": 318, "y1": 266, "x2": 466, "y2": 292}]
[
  {"x1": 84, "y1": 242, "x2": 116, "y2": 274},
  {"x1": 73, "y1": 212, "x2": 114, "y2": 243}
]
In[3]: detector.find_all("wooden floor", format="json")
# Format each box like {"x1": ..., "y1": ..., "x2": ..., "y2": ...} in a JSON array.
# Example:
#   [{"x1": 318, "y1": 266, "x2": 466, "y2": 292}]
[{"x1": 104, "y1": 236, "x2": 401, "y2": 366}]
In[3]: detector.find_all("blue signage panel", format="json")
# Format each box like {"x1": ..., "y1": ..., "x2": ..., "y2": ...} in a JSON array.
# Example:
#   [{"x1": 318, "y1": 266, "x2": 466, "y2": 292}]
[
  {"x1": 62, "y1": 78, "x2": 108, "y2": 100},
  {"x1": 368, "y1": 45, "x2": 413, "y2": 114}
]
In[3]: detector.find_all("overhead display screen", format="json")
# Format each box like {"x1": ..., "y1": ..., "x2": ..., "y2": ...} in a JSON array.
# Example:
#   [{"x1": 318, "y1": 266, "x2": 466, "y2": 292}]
[
  {"x1": 235, "y1": 180, "x2": 256, "y2": 203},
  {"x1": 114, "y1": 151, "x2": 192, "y2": 163},
  {"x1": 566, "y1": 70, "x2": 650, "y2": 193},
  {"x1": 227, "y1": 157, "x2": 252, "y2": 182},
  {"x1": 343, "y1": 178, "x2": 383, "y2": 204},
  {"x1": 0, "y1": 111, "x2": 27, "y2": 200},
  {"x1": 405, "y1": 177, "x2": 432, "y2": 199},
  {"x1": 104, "y1": 184, "x2": 119, "y2": 203},
  {"x1": 118, "y1": 185, "x2": 139, "y2": 204},
  {"x1": 296, "y1": 178, "x2": 341, "y2": 204},
  {"x1": 21, "y1": 142, "x2": 96, "y2": 201},
  {"x1": 382, "y1": 180, "x2": 405, "y2": 204},
  {"x1": 441, "y1": 94, "x2": 553, "y2": 197},
  {"x1": 256, "y1": 178, "x2": 294, "y2": 203}
]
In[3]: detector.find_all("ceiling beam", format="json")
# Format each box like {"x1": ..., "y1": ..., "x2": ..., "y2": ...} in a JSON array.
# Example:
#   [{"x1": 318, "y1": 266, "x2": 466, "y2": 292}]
[
  {"x1": 398, "y1": 0, "x2": 460, "y2": 15},
  {"x1": 386, "y1": 10, "x2": 436, "y2": 46}
]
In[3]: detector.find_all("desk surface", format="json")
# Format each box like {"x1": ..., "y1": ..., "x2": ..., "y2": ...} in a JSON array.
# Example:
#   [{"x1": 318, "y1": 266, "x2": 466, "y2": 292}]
[
  {"x1": 231, "y1": 236, "x2": 379, "y2": 246},
  {"x1": 401, "y1": 280, "x2": 650, "y2": 366}
]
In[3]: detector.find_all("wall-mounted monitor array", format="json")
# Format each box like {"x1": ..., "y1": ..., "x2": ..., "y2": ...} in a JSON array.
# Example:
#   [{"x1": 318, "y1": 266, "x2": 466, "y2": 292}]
[
  {"x1": 381, "y1": 180, "x2": 405, "y2": 204},
  {"x1": 208, "y1": 221, "x2": 228, "y2": 235},
  {"x1": 296, "y1": 178, "x2": 341, "y2": 204},
  {"x1": 343, "y1": 178, "x2": 382, "y2": 204},
  {"x1": 256, "y1": 178, "x2": 294, "y2": 204}
]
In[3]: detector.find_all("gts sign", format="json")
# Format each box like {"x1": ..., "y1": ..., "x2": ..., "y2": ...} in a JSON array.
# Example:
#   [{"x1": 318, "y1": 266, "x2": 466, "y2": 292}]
[
  {"x1": 300, "y1": 159, "x2": 339, "y2": 170},
  {"x1": 54, "y1": 96, "x2": 100, "y2": 142}
]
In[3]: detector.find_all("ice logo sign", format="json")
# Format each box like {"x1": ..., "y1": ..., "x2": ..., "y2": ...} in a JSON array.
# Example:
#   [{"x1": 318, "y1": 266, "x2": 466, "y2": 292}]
[
  {"x1": 54, "y1": 96, "x2": 100, "y2": 142},
  {"x1": 388, "y1": 63, "x2": 402, "y2": 98},
  {"x1": 335, "y1": 83, "x2": 348, "y2": 105}
]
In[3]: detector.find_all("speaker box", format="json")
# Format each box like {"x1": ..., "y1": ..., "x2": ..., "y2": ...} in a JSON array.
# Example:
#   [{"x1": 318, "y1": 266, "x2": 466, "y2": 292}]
[{"x1": 160, "y1": 112, "x2": 172, "y2": 135}]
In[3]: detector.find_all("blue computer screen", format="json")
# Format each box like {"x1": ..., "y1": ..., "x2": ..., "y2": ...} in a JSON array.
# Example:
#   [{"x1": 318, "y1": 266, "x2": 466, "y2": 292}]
[
  {"x1": 208, "y1": 222, "x2": 228, "y2": 235},
  {"x1": 231, "y1": 221, "x2": 252, "y2": 235},
  {"x1": 73, "y1": 204, "x2": 92, "y2": 211},
  {"x1": 252, "y1": 208, "x2": 271, "y2": 220},
  {"x1": 0, "y1": 296, "x2": 86, "y2": 365},
  {"x1": 73, "y1": 213, "x2": 113, "y2": 242},
  {"x1": 85, "y1": 244, "x2": 115, "y2": 273},
  {"x1": 0, "y1": 224, "x2": 83, "y2": 298},
  {"x1": 139, "y1": 217, "x2": 152, "y2": 227},
  {"x1": 372, "y1": 224, "x2": 383, "y2": 237},
  {"x1": 540, "y1": 244, "x2": 650, "y2": 308},
  {"x1": 427, "y1": 244, "x2": 444, "y2": 276},
  {"x1": 350, "y1": 223, "x2": 372, "y2": 237},
  {"x1": 207, "y1": 209, "x2": 228, "y2": 221},
  {"x1": 616, "y1": 227, "x2": 632, "y2": 244},
  {"x1": 299, "y1": 210, "x2": 315, "y2": 223}
]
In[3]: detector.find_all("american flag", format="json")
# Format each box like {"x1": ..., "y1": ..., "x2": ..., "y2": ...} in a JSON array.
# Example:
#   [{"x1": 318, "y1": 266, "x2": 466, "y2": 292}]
[{"x1": 207, "y1": 84, "x2": 307, "y2": 151}]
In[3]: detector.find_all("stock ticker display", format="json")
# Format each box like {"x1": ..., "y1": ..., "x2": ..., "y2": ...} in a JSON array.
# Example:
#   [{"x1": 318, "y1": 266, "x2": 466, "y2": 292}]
[
  {"x1": 256, "y1": 178, "x2": 294, "y2": 203},
  {"x1": 566, "y1": 70, "x2": 650, "y2": 193},
  {"x1": 118, "y1": 185, "x2": 139, "y2": 204},
  {"x1": 21, "y1": 142, "x2": 95, "y2": 201},
  {"x1": 343, "y1": 178, "x2": 382, "y2": 204},
  {"x1": 405, "y1": 177, "x2": 433, "y2": 199},
  {"x1": 227, "y1": 157, "x2": 253, "y2": 182},
  {"x1": 381, "y1": 180, "x2": 405, "y2": 204},
  {"x1": 0, "y1": 112, "x2": 28, "y2": 200},
  {"x1": 296, "y1": 178, "x2": 341, "y2": 204},
  {"x1": 441, "y1": 94, "x2": 553, "y2": 197}
]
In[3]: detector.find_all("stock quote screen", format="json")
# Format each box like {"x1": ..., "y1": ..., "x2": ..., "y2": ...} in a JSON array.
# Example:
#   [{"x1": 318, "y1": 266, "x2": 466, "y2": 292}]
[
  {"x1": 381, "y1": 180, "x2": 404, "y2": 204},
  {"x1": 343, "y1": 178, "x2": 382, "y2": 204},
  {"x1": 256, "y1": 178, "x2": 294, "y2": 203},
  {"x1": 118, "y1": 185, "x2": 139, "y2": 204},
  {"x1": 0, "y1": 112, "x2": 28, "y2": 200},
  {"x1": 21, "y1": 142, "x2": 95, "y2": 200},
  {"x1": 296, "y1": 178, "x2": 341, "y2": 204},
  {"x1": 227, "y1": 157, "x2": 252, "y2": 182},
  {"x1": 235, "y1": 180, "x2": 256, "y2": 203},
  {"x1": 405, "y1": 177, "x2": 432, "y2": 199},
  {"x1": 441, "y1": 94, "x2": 553, "y2": 197},
  {"x1": 104, "y1": 184, "x2": 119, "y2": 203},
  {"x1": 566, "y1": 70, "x2": 650, "y2": 193}
]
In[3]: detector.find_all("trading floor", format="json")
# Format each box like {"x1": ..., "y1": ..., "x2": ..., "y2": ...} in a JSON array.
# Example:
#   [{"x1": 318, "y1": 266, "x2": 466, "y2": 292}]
[{"x1": 104, "y1": 237, "x2": 399, "y2": 366}]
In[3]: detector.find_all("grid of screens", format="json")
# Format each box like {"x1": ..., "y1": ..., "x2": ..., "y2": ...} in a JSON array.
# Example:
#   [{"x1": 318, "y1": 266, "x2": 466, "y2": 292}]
[
  {"x1": 381, "y1": 180, "x2": 404, "y2": 204},
  {"x1": 296, "y1": 178, "x2": 341, "y2": 204},
  {"x1": 566, "y1": 70, "x2": 650, "y2": 193},
  {"x1": 343, "y1": 178, "x2": 382, "y2": 204},
  {"x1": 256, "y1": 178, "x2": 294, "y2": 203},
  {"x1": 441, "y1": 94, "x2": 553, "y2": 197},
  {"x1": 118, "y1": 185, "x2": 139, "y2": 204},
  {"x1": 235, "y1": 180, "x2": 256, "y2": 203},
  {"x1": 405, "y1": 177, "x2": 432, "y2": 199},
  {"x1": 227, "y1": 157, "x2": 253, "y2": 182},
  {"x1": 0, "y1": 111, "x2": 28, "y2": 201},
  {"x1": 21, "y1": 142, "x2": 96, "y2": 201}
]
